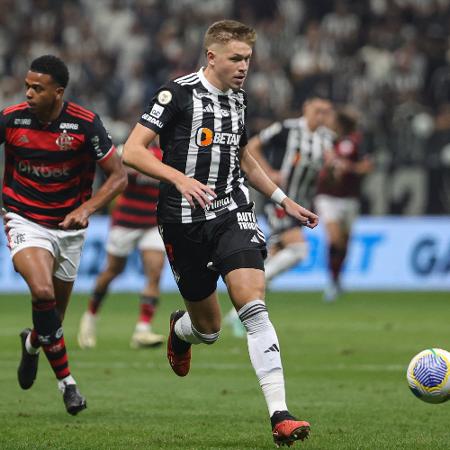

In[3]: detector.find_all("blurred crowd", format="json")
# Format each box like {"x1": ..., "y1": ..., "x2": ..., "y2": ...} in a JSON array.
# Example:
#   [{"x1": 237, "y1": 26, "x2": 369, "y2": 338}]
[{"x1": 1, "y1": 0, "x2": 449, "y2": 213}]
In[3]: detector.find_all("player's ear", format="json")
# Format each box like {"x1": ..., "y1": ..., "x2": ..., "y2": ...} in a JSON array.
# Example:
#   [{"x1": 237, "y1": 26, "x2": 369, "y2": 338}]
[
  {"x1": 206, "y1": 49, "x2": 216, "y2": 67},
  {"x1": 55, "y1": 86, "x2": 65, "y2": 100}
]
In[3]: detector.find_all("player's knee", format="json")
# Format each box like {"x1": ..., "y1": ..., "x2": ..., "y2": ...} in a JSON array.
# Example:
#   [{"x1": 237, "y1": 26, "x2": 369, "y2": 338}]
[
  {"x1": 192, "y1": 326, "x2": 220, "y2": 345},
  {"x1": 31, "y1": 284, "x2": 55, "y2": 303}
]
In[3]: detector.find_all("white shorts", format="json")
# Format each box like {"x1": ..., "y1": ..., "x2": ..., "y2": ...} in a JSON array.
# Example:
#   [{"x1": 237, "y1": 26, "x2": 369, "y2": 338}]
[
  {"x1": 3, "y1": 212, "x2": 86, "y2": 282},
  {"x1": 106, "y1": 225, "x2": 165, "y2": 257},
  {"x1": 315, "y1": 194, "x2": 360, "y2": 229}
]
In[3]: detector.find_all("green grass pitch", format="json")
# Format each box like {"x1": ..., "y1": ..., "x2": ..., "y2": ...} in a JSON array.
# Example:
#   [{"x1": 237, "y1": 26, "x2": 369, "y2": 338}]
[{"x1": 1, "y1": 291, "x2": 449, "y2": 449}]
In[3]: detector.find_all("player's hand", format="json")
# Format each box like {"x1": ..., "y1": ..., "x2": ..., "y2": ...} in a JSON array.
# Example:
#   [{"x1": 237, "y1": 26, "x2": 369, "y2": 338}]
[
  {"x1": 174, "y1": 175, "x2": 216, "y2": 209},
  {"x1": 59, "y1": 207, "x2": 91, "y2": 230},
  {"x1": 281, "y1": 197, "x2": 319, "y2": 229}
]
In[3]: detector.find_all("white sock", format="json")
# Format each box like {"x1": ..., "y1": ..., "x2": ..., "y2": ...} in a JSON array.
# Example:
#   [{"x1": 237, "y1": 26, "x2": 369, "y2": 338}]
[
  {"x1": 174, "y1": 312, "x2": 202, "y2": 344},
  {"x1": 239, "y1": 300, "x2": 288, "y2": 416},
  {"x1": 25, "y1": 333, "x2": 39, "y2": 355},
  {"x1": 57, "y1": 374, "x2": 76, "y2": 392},
  {"x1": 265, "y1": 242, "x2": 308, "y2": 282},
  {"x1": 174, "y1": 312, "x2": 220, "y2": 345},
  {"x1": 135, "y1": 322, "x2": 151, "y2": 333}
]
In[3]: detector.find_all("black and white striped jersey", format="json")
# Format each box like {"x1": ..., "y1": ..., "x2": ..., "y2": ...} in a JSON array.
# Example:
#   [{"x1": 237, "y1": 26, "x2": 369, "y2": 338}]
[
  {"x1": 139, "y1": 68, "x2": 250, "y2": 224},
  {"x1": 259, "y1": 117, "x2": 333, "y2": 209}
]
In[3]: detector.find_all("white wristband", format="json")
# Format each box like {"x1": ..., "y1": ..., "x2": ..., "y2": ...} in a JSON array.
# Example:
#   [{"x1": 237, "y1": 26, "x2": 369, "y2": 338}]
[{"x1": 270, "y1": 187, "x2": 287, "y2": 205}]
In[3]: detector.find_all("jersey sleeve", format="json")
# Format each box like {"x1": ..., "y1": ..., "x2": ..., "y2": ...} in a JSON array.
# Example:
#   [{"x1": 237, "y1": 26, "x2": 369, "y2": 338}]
[
  {"x1": 139, "y1": 82, "x2": 184, "y2": 134},
  {"x1": 85, "y1": 114, "x2": 115, "y2": 162}
]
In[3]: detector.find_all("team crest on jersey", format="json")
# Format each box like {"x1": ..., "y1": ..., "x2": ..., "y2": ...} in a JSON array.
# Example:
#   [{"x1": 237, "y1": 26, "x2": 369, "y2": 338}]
[
  {"x1": 56, "y1": 130, "x2": 74, "y2": 150},
  {"x1": 157, "y1": 90, "x2": 172, "y2": 105}
]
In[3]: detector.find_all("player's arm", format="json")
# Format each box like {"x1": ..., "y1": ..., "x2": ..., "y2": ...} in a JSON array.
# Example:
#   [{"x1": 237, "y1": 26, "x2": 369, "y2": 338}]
[
  {"x1": 239, "y1": 146, "x2": 318, "y2": 229},
  {"x1": 59, "y1": 151, "x2": 127, "y2": 230},
  {"x1": 123, "y1": 123, "x2": 216, "y2": 209}
]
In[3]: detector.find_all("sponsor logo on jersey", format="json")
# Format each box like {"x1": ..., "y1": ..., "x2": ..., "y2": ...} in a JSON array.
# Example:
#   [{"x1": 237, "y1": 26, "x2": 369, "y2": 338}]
[
  {"x1": 56, "y1": 130, "x2": 74, "y2": 150},
  {"x1": 14, "y1": 118, "x2": 31, "y2": 126},
  {"x1": 150, "y1": 103, "x2": 165, "y2": 118},
  {"x1": 157, "y1": 90, "x2": 172, "y2": 105},
  {"x1": 236, "y1": 211, "x2": 258, "y2": 230},
  {"x1": 59, "y1": 122, "x2": 79, "y2": 130},
  {"x1": 18, "y1": 161, "x2": 70, "y2": 178},
  {"x1": 141, "y1": 113, "x2": 164, "y2": 129},
  {"x1": 195, "y1": 127, "x2": 241, "y2": 147},
  {"x1": 204, "y1": 195, "x2": 231, "y2": 211}
]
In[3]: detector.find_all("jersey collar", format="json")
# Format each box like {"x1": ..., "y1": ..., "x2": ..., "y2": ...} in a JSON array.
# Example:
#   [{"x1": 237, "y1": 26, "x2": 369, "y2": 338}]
[{"x1": 198, "y1": 67, "x2": 233, "y2": 96}]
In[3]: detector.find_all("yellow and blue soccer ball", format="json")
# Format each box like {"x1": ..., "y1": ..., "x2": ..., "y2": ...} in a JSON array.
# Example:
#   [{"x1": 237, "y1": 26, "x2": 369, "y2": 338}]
[{"x1": 407, "y1": 348, "x2": 450, "y2": 404}]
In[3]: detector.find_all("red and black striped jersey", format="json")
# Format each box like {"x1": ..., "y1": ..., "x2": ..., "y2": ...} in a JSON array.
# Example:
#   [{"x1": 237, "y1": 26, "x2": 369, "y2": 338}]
[
  {"x1": 111, "y1": 146, "x2": 162, "y2": 229},
  {"x1": 317, "y1": 132, "x2": 362, "y2": 198},
  {"x1": 0, "y1": 101, "x2": 115, "y2": 228}
]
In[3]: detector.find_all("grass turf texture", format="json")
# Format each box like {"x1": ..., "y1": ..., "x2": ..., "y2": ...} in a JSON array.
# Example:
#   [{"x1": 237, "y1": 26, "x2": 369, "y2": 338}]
[{"x1": 0, "y1": 292, "x2": 449, "y2": 449}]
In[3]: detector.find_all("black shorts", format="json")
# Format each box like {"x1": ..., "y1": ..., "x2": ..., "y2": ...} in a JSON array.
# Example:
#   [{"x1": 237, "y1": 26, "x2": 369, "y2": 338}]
[{"x1": 159, "y1": 203, "x2": 267, "y2": 302}]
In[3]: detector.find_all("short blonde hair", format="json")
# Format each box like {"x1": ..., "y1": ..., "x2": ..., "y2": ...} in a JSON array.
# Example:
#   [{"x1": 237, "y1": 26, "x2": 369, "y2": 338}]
[{"x1": 204, "y1": 20, "x2": 257, "y2": 53}]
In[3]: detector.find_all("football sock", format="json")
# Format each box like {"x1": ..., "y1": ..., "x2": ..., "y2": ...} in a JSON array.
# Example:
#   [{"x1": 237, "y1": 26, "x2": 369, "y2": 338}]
[
  {"x1": 265, "y1": 242, "x2": 308, "y2": 282},
  {"x1": 239, "y1": 299, "x2": 288, "y2": 416},
  {"x1": 174, "y1": 312, "x2": 220, "y2": 345},
  {"x1": 25, "y1": 329, "x2": 40, "y2": 354},
  {"x1": 329, "y1": 245, "x2": 347, "y2": 283},
  {"x1": 138, "y1": 295, "x2": 158, "y2": 324},
  {"x1": 58, "y1": 374, "x2": 76, "y2": 392},
  {"x1": 88, "y1": 290, "x2": 107, "y2": 315},
  {"x1": 32, "y1": 299, "x2": 71, "y2": 380}
]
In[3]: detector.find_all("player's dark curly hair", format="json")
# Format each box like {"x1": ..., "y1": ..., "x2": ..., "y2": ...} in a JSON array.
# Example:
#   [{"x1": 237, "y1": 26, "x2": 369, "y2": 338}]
[{"x1": 30, "y1": 55, "x2": 69, "y2": 88}]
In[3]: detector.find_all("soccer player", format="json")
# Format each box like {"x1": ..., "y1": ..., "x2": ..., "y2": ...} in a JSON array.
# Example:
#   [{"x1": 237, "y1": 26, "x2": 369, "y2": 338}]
[
  {"x1": 123, "y1": 20, "x2": 318, "y2": 446},
  {"x1": 224, "y1": 96, "x2": 333, "y2": 334},
  {"x1": 249, "y1": 96, "x2": 334, "y2": 282},
  {"x1": 78, "y1": 144, "x2": 165, "y2": 349},
  {"x1": 0, "y1": 55, "x2": 127, "y2": 415},
  {"x1": 315, "y1": 109, "x2": 373, "y2": 301}
]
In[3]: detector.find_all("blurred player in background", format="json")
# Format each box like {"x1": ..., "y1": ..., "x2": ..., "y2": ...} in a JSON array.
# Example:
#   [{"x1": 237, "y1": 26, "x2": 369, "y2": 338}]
[
  {"x1": 123, "y1": 20, "x2": 318, "y2": 447},
  {"x1": 0, "y1": 55, "x2": 127, "y2": 414},
  {"x1": 78, "y1": 144, "x2": 165, "y2": 349},
  {"x1": 225, "y1": 96, "x2": 333, "y2": 333},
  {"x1": 315, "y1": 108, "x2": 373, "y2": 302}
]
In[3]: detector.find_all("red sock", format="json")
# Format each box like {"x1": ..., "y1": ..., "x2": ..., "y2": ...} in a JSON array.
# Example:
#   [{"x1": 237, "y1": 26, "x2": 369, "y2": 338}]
[
  {"x1": 32, "y1": 299, "x2": 71, "y2": 380},
  {"x1": 42, "y1": 335, "x2": 71, "y2": 380},
  {"x1": 138, "y1": 296, "x2": 158, "y2": 324}
]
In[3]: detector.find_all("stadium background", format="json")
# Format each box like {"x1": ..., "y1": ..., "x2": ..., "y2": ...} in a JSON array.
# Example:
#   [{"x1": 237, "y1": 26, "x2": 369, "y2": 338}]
[{"x1": 1, "y1": 0, "x2": 449, "y2": 292}]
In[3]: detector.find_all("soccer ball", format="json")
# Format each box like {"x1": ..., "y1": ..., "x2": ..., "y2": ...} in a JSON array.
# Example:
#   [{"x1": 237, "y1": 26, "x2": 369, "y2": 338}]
[{"x1": 407, "y1": 348, "x2": 450, "y2": 404}]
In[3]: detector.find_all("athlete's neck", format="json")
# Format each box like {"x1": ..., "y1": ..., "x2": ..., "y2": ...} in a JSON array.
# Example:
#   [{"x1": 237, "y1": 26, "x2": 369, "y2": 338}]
[
  {"x1": 203, "y1": 67, "x2": 230, "y2": 93},
  {"x1": 36, "y1": 100, "x2": 64, "y2": 124}
]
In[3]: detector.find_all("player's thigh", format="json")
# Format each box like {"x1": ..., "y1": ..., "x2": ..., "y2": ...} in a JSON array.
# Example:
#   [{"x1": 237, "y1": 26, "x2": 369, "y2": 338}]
[
  {"x1": 325, "y1": 221, "x2": 343, "y2": 246},
  {"x1": 53, "y1": 277, "x2": 75, "y2": 321},
  {"x1": 104, "y1": 252, "x2": 128, "y2": 275},
  {"x1": 224, "y1": 268, "x2": 265, "y2": 310},
  {"x1": 183, "y1": 291, "x2": 221, "y2": 334},
  {"x1": 141, "y1": 249, "x2": 165, "y2": 279},
  {"x1": 12, "y1": 247, "x2": 55, "y2": 300}
]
